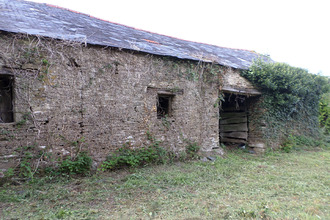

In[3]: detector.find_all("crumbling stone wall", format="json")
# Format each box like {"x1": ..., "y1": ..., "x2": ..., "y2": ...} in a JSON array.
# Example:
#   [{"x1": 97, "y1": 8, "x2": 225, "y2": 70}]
[
  {"x1": 221, "y1": 67, "x2": 261, "y2": 95},
  {"x1": 246, "y1": 96, "x2": 267, "y2": 153},
  {"x1": 0, "y1": 32, "x2": 221, "y2": 169}
]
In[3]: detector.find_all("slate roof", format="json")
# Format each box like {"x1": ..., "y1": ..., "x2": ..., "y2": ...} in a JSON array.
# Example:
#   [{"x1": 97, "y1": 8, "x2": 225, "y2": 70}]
[{"x1": 0, "y1": 0, "x2": 264, "y2": 69}]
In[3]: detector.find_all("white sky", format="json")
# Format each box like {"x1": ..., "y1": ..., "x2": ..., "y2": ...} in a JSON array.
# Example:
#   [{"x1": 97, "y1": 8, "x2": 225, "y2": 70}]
[{"x1": 29, "y1": 0, "x2": 330, "y2": 76}]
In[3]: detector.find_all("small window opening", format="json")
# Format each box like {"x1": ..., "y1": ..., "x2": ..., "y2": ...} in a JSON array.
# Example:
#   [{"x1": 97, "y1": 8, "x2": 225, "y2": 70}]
[
  {"x1": 0, "y1": 75, "x2": 14, "y2": 123},
  {"x1": 157, "y1": 95, "x2": 173, "y2": 119}
]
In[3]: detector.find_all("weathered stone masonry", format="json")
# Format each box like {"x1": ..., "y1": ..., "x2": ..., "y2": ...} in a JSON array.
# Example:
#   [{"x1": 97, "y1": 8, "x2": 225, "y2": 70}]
[{"x1": 0, "y1": 33, "x2": 221, "y2": 168}]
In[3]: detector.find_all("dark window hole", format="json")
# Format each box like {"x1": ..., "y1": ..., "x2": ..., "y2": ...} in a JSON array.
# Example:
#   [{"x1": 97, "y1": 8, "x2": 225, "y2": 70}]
[{"x1": 0, "y1": 75, "x2": 14, "y2": 123}]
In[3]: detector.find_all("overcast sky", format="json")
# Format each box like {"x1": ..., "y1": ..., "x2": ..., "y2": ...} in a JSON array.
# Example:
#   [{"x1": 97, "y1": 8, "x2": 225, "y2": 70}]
[{"x1": 29, "y1": 0, "x2": 330, "y2": 76}]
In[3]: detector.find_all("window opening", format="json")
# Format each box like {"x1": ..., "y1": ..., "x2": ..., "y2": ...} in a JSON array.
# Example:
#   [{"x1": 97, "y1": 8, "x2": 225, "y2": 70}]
[
  {"x1": 157, "y1": 95, "x2": 173, "y2": 119},
  {"x1": 0, "y1": 75, "x2": 14, "y2": 123}
]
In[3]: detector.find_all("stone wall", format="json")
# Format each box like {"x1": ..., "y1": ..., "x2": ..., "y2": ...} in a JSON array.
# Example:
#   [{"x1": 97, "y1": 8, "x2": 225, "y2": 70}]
[
  {"x1": 221, "y1": 68, "x2": 261, "y2": 95},
  {"x1": 246, "y1": 96, "x2": 267, "y2": 153},
  {"x1": 0, "y1": 33, "x2": 221, "y2": 169}
]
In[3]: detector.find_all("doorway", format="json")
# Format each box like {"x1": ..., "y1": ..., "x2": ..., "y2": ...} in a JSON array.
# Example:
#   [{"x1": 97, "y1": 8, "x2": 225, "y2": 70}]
[{"x1": 220, "y1": 93, "x2": 248, "y2": 144}]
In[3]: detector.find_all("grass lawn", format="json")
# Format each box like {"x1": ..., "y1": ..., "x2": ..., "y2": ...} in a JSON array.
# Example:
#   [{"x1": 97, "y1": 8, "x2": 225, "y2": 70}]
[{"x1": 0, "y1": 147, "x2": 329, "y2": 219}]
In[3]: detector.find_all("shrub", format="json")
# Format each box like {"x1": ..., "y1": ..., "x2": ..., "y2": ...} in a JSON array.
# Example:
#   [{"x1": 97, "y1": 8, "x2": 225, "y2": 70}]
[
  {"x1": 319, "y1": 92, "x2": 330, "y2": 134},
  {"x1": 185, "y1": 141, "x2": 200, "y2": 159},
  {"x1": 59, "y1": 152, "x2": 92, "y2": 175},
  {"x1": 280, "y1": 138, "x2": 294, "y2": 153},
  {"x1": 241, "y1": 59, "x2": 330, "y2": 139},
  {"x1": 14, "y1": 145, "x2": 38, "y2": 179},
  {"x1": 101, "y1": 142, "x2": 168, "y2": 171},
  {"x1": 280, "y1": 134, "x2": 324, "y2": 153}
]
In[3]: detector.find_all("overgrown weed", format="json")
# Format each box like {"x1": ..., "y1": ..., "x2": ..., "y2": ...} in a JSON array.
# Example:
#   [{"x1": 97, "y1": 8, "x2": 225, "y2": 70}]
[
  {"x1": 1, "y1": 146, "x2": 329, "y2": 219},
  {"x1": 280, "y1": 134, "x2": 329, "y2": 153}
]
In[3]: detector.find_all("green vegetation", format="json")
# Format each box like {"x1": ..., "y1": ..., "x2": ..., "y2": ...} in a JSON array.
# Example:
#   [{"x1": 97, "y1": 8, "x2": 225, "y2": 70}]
[
  {"x1": 1, "y1": 145, "x2": 329, "y2": 219},
  {"x1": 100, "y1": 142, "x2": 168, "y2": 171},
  {"x1": 59, "y1": 152, "x2": 92, "y2": 175},
  {"x1": 101, "y1": 139, "x2": 200, "y2": 171},
  {"x1": 14, "y1": 144, "x2": 38, "y2": 179},
  {"x1": 153, "y1": 57, "x2": 221, "y2": 83},
  {"x1": 100, "y1": 137, "x2": 201, "y2": 171},
  {"x1": 280, "y1": 134, "x2": 327, "y2": 153},
  {"x1": 185, "y1": 141, "x2": 201, "y2": 159},
  {"x1": 3, "y1": 148, "x2": 93, "y2": 179},
  {"x1": 241, "y1": 60, "x2": 330, "y2": 140},
  {"x1": 5, "y1": 135, "x2": 200, "y2": 178},
  {"x1": 319, "y1": 92, "x2": 330, "y2": 134}
]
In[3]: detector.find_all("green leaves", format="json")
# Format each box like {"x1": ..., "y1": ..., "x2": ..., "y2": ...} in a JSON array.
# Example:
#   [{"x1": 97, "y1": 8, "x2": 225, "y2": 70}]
[
  {"x1": 319, "y1": 93, "x2": 330, "y2": 134},
  {"x1": 241, "y1": 59, "x2": 329, "y2": 139},
  {"x1": 59, "y1": 152, "x2": 92, "y2": 175},
  {"x1": 100, "y1": 142, "x2": 168, "y2": 171}
]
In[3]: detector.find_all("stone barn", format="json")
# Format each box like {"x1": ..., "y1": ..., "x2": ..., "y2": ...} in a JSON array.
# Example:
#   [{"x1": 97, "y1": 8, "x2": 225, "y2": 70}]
[{"x1": 0, "y1": 0, "x2": 267, "y2": 170}]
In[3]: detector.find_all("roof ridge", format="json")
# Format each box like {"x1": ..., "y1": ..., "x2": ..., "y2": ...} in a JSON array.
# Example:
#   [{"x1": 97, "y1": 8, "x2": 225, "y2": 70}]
[
  {"x1": 42, "y1": 2, "x2": 255, "y2": 53},
  {"x1": 1, "y1": 0, "x2": 261, "y2": 69}
]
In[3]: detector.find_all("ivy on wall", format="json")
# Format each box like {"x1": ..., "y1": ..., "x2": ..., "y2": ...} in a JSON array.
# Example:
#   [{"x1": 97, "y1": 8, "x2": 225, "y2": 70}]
[
  {"x1": 241, "y1": 59, "x2": 330, "y2": 139},
  {"x1": 319, "y1": 92, "x2": 330, "y2": 134}
]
